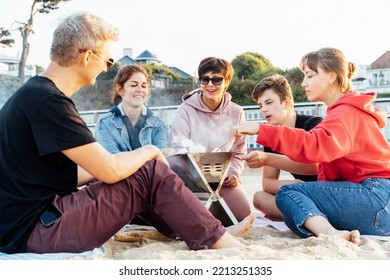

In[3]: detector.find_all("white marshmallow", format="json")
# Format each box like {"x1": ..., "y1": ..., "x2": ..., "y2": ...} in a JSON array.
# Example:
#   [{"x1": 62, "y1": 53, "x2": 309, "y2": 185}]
[{"x1": 188, "y1": 145, "x2": 206, "y2": 154}]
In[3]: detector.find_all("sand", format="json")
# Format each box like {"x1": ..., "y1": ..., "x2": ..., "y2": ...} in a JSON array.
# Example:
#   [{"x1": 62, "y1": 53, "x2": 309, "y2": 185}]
[{"x1": 98, "y1": 167, "x2": 390, "y2": 260}]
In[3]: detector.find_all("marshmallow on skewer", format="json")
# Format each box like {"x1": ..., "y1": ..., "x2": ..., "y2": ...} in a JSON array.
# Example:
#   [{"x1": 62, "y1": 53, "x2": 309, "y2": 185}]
[{"x1": 188, "y1": 145, "x2": 206, "y2": 154}]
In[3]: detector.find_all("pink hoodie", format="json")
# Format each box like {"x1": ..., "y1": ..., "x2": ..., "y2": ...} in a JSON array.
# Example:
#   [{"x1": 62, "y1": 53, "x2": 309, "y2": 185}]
[
  {"x1": 258, "y1": 91, "x2": 390, "y2": 182},
  {"x1": 169, "y1": 89, "x2": 247, "y2": 178}
]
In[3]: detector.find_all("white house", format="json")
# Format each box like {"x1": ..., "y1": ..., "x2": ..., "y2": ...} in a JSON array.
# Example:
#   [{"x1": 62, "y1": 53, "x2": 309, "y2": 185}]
[
  {"x1": 117, "y1": 48, "x2": 193, "y2": 89},
  {"x1": 352, "y1": 51, "x2": 390, "y2": 94},
  {"x1": 0, "y1": 52, "x2": 36, "y2": 80}
]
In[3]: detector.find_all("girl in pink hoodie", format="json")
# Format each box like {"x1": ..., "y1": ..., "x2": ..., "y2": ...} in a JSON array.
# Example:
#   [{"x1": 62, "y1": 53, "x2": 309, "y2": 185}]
[{"x1": 170, "y1": 57, "x2": 251, "y2": 222}]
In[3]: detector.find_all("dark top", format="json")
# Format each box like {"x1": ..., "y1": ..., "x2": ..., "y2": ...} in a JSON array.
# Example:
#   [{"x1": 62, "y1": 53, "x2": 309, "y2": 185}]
[
  {"x1": 264, "y1": 114, "x2": 323, "y2": 182},
  {"x1": 111, "y1": 106, "x2": 153, "y2": 150},
  {"x1": 0, "y1": 76, "x2": 96, "y2": 253}
]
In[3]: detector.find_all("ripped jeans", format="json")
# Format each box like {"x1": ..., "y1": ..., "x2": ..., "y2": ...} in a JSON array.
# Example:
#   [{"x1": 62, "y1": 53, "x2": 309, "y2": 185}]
[{"x1": 275, "y1": 178, "x2": 390, "y2": 237}]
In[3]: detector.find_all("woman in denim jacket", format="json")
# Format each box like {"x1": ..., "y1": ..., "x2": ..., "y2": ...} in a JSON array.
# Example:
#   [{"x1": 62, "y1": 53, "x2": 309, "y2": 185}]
[{"x1": 95, "y1": 65, "x2": 171, "y2": 155}]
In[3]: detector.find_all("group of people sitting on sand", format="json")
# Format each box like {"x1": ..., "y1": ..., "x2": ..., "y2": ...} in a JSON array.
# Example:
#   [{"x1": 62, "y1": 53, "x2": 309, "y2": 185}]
[{"x1": 1, "y1": 11, "x2": 389, "y2": 254}]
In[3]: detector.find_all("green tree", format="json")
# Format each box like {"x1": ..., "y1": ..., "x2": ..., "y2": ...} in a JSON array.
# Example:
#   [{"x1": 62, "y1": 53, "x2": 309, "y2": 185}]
[
  {"x1": 231, "y1": 52, "x2": 273, "y2": 81},
  {"x1": 228, "y1": 52, "x2": 309, "y2": 105},
  {"x1": 15, "y1": 0, "x2": 70, "y2": 81},
  {"x1": 229, "y1": 52, "x2": 284, "y2": 105},
  {"x1": 0, "y1": 27, "x2": 14, "y2": 47},
  {"x1": 248, "y1": 66, "x2": 284, "y2": 83},
  {"x1": 284, "y1": 67, "x2": 307, "y2": 102},
  {"x1": 228, "y1": 78, "x2": 258, "y2": 105},
  {"x1": 34, "y1": 64, "x2": 45, "y2": 75}
]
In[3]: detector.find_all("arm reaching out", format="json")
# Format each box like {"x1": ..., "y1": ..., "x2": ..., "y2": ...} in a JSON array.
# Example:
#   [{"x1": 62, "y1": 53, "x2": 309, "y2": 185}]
[
  {"x1": 242, "y1": 151, "x2": 318, "y2": 175},
  {"x1": 233, "y1": 122, "x2": 260, "y2": 136}
]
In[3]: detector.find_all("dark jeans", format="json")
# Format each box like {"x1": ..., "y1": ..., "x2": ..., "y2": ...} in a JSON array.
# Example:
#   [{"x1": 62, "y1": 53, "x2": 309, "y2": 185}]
[{"x1": 26, "y1": 160, "x2": 225, "y2": 253}]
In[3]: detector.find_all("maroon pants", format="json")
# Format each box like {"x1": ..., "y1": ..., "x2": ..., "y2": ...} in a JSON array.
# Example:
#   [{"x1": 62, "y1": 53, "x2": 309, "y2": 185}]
[{"x1": 26, "y1": 160, "x2": 225, "y2": 253}]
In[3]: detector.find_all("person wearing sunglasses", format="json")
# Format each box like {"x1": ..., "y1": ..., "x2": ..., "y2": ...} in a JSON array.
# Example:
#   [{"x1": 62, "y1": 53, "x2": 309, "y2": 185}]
[
  {"x1": 0, "y1": 12, "x2": 256, "y2": 254},
  {"x1": 78, "y1": 49, "x2": 115, "y2": 70},
  {"x1": 243, "y1": 74, "x2": 322, "y2": 221},
  {"x1": 169, "y1": 57, "x2": 251, "y2": 223}
]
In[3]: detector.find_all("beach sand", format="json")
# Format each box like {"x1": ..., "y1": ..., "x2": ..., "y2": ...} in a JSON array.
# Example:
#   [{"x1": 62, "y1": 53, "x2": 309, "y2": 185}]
[{"x1": 98, "y1": 167, "x2": 390, "y2": 260}]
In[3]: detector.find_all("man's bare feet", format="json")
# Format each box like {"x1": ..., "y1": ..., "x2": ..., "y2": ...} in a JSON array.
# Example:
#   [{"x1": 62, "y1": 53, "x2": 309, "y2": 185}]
[
  {"x1": 211, "y1": 213, "x2": 257, "y2": 249},
  {"x1": 210, "y1": 232, "x2": 245, "y2": 249},
  {"x1": 319, "y1": 229, "x2": 360, "y2": 245},
  {"x1": 226, "y1": 213, "x2": 257, "y2": 237}
]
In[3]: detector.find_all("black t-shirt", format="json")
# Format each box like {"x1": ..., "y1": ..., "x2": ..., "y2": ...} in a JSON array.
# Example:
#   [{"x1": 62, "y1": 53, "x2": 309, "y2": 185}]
[
  {"x1": 263, "y1": 114, "x2": 323, "y2": 182},
  {"x1": 0, "y1": 76, "x2": 96, "y2": 253}
]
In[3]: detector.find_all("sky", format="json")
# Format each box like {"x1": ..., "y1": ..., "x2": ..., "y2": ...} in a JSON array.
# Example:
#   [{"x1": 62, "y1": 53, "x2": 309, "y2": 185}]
[{"x1": 1, "y1": 0, "x2": 389, "y2": 76}]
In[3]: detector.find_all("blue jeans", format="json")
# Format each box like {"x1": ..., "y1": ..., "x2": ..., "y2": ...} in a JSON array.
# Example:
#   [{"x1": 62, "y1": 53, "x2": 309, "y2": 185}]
[{"x1": 275, "y1": 178, "x2": 390, "y2": 237}]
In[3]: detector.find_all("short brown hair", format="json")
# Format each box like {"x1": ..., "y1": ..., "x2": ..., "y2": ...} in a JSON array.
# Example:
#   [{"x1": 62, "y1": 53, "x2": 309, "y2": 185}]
[
  {"x1": 252, "y1": 74, "x2": 293, "y2": 106},
  {"x1": 198, "y1": 57, "x2": 234, "y2": 91}
]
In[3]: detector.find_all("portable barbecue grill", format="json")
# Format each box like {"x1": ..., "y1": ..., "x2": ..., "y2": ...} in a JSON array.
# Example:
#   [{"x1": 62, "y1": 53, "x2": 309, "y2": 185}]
[{"x1": 166, "y1": 152, "x2": 238, "y2": 227}]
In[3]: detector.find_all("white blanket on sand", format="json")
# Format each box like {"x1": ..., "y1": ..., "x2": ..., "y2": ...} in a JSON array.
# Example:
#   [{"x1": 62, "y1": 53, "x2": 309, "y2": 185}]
[
  {"x1": 1, "y1": 217, "x2": 389, "y2": 259},
  {"x1": 254, "y1": 216, "x2": 390, "y2": 241},
  {"x1": 0, "y1": 246, "x2": 106, "y2": 260}
]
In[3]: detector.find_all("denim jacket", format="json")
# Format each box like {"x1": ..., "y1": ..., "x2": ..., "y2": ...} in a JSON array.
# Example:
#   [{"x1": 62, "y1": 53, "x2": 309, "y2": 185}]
[{"x1": 95, "y1": 104, "x2": 168, "y2": 153}]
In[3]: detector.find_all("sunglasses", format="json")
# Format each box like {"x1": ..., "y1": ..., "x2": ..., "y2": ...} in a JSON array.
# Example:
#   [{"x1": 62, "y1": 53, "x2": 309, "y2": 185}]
[
  {"x1": 199, "y1": 76, "x2": 224, "y2": 86},
  {"x1": 79, "y1": 49, "x2": 115, "y2": 70}
]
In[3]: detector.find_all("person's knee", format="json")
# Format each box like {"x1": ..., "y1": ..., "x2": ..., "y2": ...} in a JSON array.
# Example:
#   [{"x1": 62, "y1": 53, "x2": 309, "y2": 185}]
[
  {"x1": 275, "y1": 188, "x2": 288, "y2": 210},
  {"x1": 219, "y1": 187, "x2": 250, "y2": 222},
  {"x1": 231, "y1": 195, "x2": 251, "y2": 222},
  {"x1": 253, "y1": 191, "x2": 264, "y2": 210},
  {"x1": 233, "y1": 209, "x2": 251, "y2": 223},
  {"x1": 150, "y1": 159, "x2": 177, "y2": 178},
  {"x1": 142, "y1": 158, "x2": 157, "y2": 170},
  {"x1": 142, "y1": 159, "x2": 171, "y2": 181}
]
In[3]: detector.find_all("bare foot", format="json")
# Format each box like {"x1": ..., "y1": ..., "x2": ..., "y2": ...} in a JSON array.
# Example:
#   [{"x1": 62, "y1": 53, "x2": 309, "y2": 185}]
[
  {"x1": 319, "y1": 229, "x2": 360, "y2": 245},
  {"x1": 226, "y1": 213, "x2": 257, "y2": 237},
  {"x1": 304, "y1": 215, "x2": 360, "y2": 245},
  {"x1": 211, "y1": 232, "x2": 245, "y2": 249}
]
